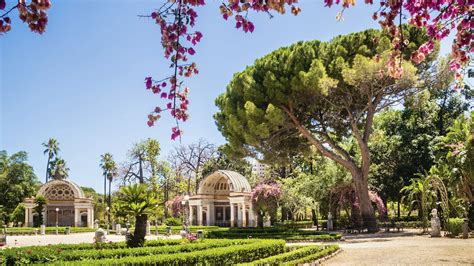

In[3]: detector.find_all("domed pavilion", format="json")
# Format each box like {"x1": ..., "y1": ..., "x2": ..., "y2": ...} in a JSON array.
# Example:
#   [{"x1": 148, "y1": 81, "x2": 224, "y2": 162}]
[
  {"x1": 188, "y1": 170, "x2": 256, "y2": 227},
  {"x1": 23, "y1": 178, "x2": 94, "y2": 227}
]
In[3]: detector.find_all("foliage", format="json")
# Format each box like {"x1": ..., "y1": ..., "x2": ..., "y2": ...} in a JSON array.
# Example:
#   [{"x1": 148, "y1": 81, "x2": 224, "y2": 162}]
[
  {"x1": 50, "y1": 157, "x2": 69, "y2": 180},
  {"x1": 215, "y1": 28, "x2": 427, "y2": 231},
  {"x1": 164, "y1": 217, "x2": 182, "y2": 226},
  {"x1": 42, "y1": 138, "x2": 60, "y2": 183},
  {"x1": 206, "y1": 228, "x2": 341, "y2": 241},
  {"x1": 115, "y1": 183, "x2": 159, "y2": 247},
  {"x1": 201, "y1": 144, "x2": 252, "y2": 178},
  {"x1": 60, "y1": 239, "x2": 286, "y2": 265},
  {"x1": 10, "y1": 202, "x2": 25, "y2": 225},
  {"x1": 446, "y1": 218, "x2": 465, "y2": 237},
  {"x1": 400, "y1": 174, "x2": 437, "y2": 229},
  {"x1": 0, "y1": 150, "x2": 38, "y2": 224},
  {"x1": 33, "y1": 195, "x2": 46, "y2": 227},
  {"x1": 2, "y1": 239, "x2": 258, "y2": 264},
  {"x1": 166, "y1": 195, "x2": 184, "y2": 218},
  {"x1": 4, "y1": 226, "x2": 96, "y2": 235},
  {"x1": 252, "y1": 182, "x2": 282, "y2": 226},
  {"x1": 239, "y1": 245, "x2": 325, "y2": 265},
  {"x1": 141, "y1": 0, "x2": 471, "y2": 138}
]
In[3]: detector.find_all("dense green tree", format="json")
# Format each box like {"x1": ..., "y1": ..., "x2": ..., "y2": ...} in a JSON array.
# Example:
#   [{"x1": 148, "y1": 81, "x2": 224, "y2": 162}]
[
  {"x1": 81, "y1": 186, "x2": 104, "y2": 222},
  {"x1": 50, "y1": 157, "x2": 69, "y2": 180},
  {"x1": 201, "y1": 145, "x2": 252, "y2": 178},
  {"x1": 33, "y1": 195, "x2": 47, "y2": 227},
  {"x1": 116, "y1": 184, "x2": 158, "y2": 247},
  {"x1": 42, "y1": 138, "x2": 60, "y2": 183},
  {"x1": 0, "y1": 151, "x2": 38, "y2": 224},
  {"x1": 215, "y1": 29, "x2": 429, "y2": 231},
  {"x1": 11, "y1": 202, "x2": 25, "y2": 226}
]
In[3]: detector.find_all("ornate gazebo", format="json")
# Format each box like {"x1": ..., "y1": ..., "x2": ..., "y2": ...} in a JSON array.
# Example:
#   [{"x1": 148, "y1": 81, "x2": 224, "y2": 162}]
[
  {"x1": 24, "y1": 179, "x2": 94, "y2": 227},
  {"x1": 188, "y1": 170, "x2": 256, "y2": 227}
]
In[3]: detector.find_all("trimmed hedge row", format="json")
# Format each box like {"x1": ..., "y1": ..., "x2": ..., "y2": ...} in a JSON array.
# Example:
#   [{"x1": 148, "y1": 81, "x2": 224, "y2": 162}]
[
  {"x1": 283, "y1": 245, "x2": 340, "y2": 265},
  {"x1": 129, "y1": 225, "x2": 221, "y2": 234},
  {"x1": 206, "y1": 228, "x2": 341, "y2": 241},
  {"x1": 4, "y1": 239, "x2": 257, "y2": 264},
  {"x1": 238, "y1": 245, "x2": 323, "y2": 265},
  {"x1": 4, "y1": 227, "x2": 96, "y2": 235},
  {"x1": 48, "y1": 239, "x2": 286, "y2": 265}
]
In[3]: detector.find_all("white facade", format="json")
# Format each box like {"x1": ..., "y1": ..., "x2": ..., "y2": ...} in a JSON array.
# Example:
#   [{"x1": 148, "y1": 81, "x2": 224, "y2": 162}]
[
  {"x1": 252, "y1": 161, "x2": 267, "y2": 178},
  {"x1": 188, "y1": 170, "x2": 256, "y2": 227},
  {"x1": 24, "y1": 179, "x2": 94, "y2": 228}
]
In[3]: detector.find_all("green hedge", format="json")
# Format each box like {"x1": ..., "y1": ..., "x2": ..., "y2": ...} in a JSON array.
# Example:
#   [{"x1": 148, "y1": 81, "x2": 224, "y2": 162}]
[
  {"x1": 4, "y1": 239, "x2": 258, "y2": 264},
  {"x1": 130, "y1": 225, "x2": 220, "y2": 234},
  {"x1": 275, "y1": 220, "x2": 313, "y2": 229},
  {"x1": 238, "y1": 245, "x2": 323, "y2": 265},
  {"x1": 447, "y1": 218, "x2": 464, "y2": 236},
  {"x1": 283, "y1": 245, "x2": 340, "y2": 265},
  {"x1": 49, "y1": 239, "x2": 286, "y2": 265},
  {"x1": 4, "y1": 227, "x2": 96, "y2": 235},
  {"x1": 206, "y1": 228, "x2": 341, "y2": 241}
]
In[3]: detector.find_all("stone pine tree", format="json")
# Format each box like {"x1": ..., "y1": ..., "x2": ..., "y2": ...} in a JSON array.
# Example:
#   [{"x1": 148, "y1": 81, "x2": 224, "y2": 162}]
[{"x1": 215, "y1": 28, "x2": 433, "y2": 231}]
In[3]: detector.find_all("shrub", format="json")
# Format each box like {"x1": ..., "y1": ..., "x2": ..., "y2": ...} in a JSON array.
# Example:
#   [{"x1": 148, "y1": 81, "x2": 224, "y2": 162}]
[
  {"x1": 3, "y1": 239, "x2": 258, "y2": 264},
  {"x1": 164, "y1": 217, "x2": 183, "y2": 226},
  {"x1": 239, "y1": 245, "x2": 324, "y2": 265},
  {"x1": 62, "y1": 239, "x2": 286, "y2": 265},
  {"x1": 284, "y1": 245, "x2": 340, "y2": 265},
  {"x1": 446, "y1": 218, "x2": 464, "y2": 236}
]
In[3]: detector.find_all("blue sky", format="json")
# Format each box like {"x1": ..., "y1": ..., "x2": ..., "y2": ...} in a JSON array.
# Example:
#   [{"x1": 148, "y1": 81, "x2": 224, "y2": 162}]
[{"x1": 1, "y1": 1, "x2": 450, "y2": 192}]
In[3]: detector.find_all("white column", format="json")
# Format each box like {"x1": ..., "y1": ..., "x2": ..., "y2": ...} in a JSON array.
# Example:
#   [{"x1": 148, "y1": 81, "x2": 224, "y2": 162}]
[
  {"x1": 189, "y1": 205, "x2": 194, "y2": 226},
  {"x1": 242, "y1": 204, "x2": 247, "y2": 227},
  {"x1": 197, "y1": 205, "x2": 203, "y2": 226},
  {"x1": 249, "y1": 203, "x2": 254, "y2": 227},
  {"x1": 24, "y1": 207, "x2": 29, "y2": 227},
  {"x1": 74, "y1": 208, "x2": 80, "y2": 227},
  {"x1": 230, "y1": 203, "x2": 235, "y2": 227},
  {"x1": 205, "y1": 204, "x2": 211, "y2": 226},
  {"x1": 28, "y1": 208, "x2": 34, "y2": 226},
  {"x1": 89, "y1": 208, "x2": 94, "y2": 228},
  {"x1": 237, "y1": 203, "x2": 242, "y2": 227},
  {"x1": 42, "y1": 210, "x2": 47, "y2": 226}
]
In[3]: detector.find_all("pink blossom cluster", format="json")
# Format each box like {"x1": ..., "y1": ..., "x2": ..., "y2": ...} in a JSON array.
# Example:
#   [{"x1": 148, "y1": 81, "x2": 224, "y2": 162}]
[
  {"x1": 144, "y1": 0, "x2": 203, "y2": 139},
  {"x1": 0, "y1": 0, "x2": 51, "y2": 35},
  {"x1": 325, "y1": 0, "x2": 473, "y2": 84},
  {"x1": 165, "y1": 195, "x2": 185, "y2": 217},
  {"x1": 251, "y1": 182, "x2": 282, "y2": 213},
  {"x1": 368, "y1": 190, "x2": 387, "y2": 218}
]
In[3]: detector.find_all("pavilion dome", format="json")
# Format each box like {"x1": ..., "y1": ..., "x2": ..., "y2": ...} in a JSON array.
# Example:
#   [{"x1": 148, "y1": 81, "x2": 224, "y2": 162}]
[
  {"x1": 198, "y1": 170, "x2": 252, "y2": 195},
  {"x1": 37, "y1": 179, "x2": 86, "y2": 201}
]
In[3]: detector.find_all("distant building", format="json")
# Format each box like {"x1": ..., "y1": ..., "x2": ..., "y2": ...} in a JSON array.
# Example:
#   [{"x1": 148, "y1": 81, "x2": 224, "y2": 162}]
[
  {"x1": 23, "y1": 178, "x2": 94, "y2": 228},
  {"x1": 251, "y1": 161, "x2": 267, "y2": 178}
]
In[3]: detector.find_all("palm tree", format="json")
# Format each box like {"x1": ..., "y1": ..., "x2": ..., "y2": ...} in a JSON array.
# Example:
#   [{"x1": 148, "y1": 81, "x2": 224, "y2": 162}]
[
  {"x1": 116, "y1": 183, "x2": 158, "y2": 247},
  {"x1": 50, "y1": 158, "x2": 69, "y2": 180},
  {"x1": 100, "y1": 153, "x2": 117, "y2": 221},
  {"x1": 42, "y1": 138, "x2": 60, "y2": 183}
]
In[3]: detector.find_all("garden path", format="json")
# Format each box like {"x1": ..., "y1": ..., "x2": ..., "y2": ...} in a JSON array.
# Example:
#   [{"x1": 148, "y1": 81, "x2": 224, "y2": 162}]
[
  {"x1": 3, "y1": 232, "x2": 181, "y2": 247},
  {"x1": 325, "y1": 230, "x2": 474, "y2": 265}
]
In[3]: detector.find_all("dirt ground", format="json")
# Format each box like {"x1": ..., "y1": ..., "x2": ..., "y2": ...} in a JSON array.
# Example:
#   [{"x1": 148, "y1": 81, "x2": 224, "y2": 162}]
[{"x1": 325, "y1": 230, "x2": 474, "y2": 265}]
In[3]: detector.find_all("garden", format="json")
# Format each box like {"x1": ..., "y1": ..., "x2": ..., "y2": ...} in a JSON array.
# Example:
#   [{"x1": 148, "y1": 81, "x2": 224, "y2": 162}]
[
  {"x1": 1, "y1": 0, "x2": 473, "y2": 265},
  {"x1": 0, "y1": 238, "x2": 339, "y2": 265}
]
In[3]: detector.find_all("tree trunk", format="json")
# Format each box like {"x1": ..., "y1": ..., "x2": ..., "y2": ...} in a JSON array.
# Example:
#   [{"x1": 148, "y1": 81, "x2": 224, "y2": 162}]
[
  {"x1": 108, "y1": 179, "x2": 112, "y2": 223},
  {"x1": 353, "y1": 171, "x2": 377, "y2": 232},
  {"x1": 103, "y1": 174, "x2": 107, "y2": 220},
  {"x1": 257, "y1": 212, "x2": 264, "y2": 228},
  {"x1": 397, "y1": 199, "x2": 401, "y2": 218},
  {"x1": 311, "y1": 208, "x2": 318, "y2": 228},
  {"x1": 129, "y1": 214, "x2": 147, "y2": 247},
  {"x1": 45, "y1": 157, "x2": 51, "y2": 183}
]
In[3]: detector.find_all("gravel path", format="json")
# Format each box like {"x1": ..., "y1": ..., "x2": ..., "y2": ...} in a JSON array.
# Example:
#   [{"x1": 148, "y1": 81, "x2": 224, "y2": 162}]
[
  {"x1": 3, "y1": 232, "x2": 181, "y2": 247},
  {"x1": 326, "y1": 232, "x2": 474, "y2": 265}
]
